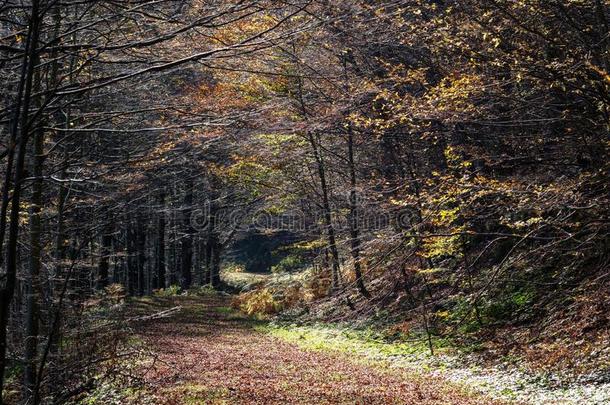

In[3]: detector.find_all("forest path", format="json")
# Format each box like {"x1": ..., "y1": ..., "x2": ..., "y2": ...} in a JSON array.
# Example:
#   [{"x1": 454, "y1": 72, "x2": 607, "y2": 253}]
[{"x1": 130, "y1": 294, "x2": 500, "y2": 404}]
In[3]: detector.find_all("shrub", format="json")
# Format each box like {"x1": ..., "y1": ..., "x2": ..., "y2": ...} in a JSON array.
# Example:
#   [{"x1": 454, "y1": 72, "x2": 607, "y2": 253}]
[
  {"x1": 153, "y1": 284, "x2": 182, "y2": 297},
  {"x1": 232, "y1": 288, "x2": 281, "y2": 318},
  {"x1": 304, "y1": 267, "x2": 331, "y2": 300},
  {"x1": 191, "y1": 284, "x2": 216, "y2": 296},
  {"x1": 223, "y1": 262, "x2": 245, "y2": 273},
  {"x1": 104, "y1": 283, "x2": 127, "y2": 305},
  {"x1": 271, "y1": 254, "x2": 304, "y2": 274},
  {"x1": 280, "y1": 283, "x2": 304, "y2": 308}
]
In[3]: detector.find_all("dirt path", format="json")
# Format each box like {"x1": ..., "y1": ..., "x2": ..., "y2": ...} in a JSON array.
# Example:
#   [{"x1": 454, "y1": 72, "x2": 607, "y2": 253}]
[{"x1": 130, "y1": 294, "x2": 501, "y2": 404}]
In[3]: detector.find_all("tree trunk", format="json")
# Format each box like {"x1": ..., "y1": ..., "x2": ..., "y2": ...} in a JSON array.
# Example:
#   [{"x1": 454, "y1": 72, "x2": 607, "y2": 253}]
[
  {"x1": 127, "y1": 220, "x2": 138, "y2": 296},
  {"x1": 137, "y1": 216, "x2": 146, "y2": 296},
  {"x1": 0, "y1": 1, "x2": 42, "y2": 399},
  {"x1": 204, "y1": 240, "x2": 212, "y2": 285},
  {"x1": 197, "y1": 238, "x2": 206, "y2": 285},
  {"x1": 346, "y1": 126, "x2": 370, "y2": 298},
  {"x1": 210, "y1": 241, "x2": 221, "y2": 288},
  {"x1": 180, "y1": 179, "x2": 193, "y2": 290},
  {"x1": 24, "y1": 111, "x2": 45, "y2": 399},
  {"x1": 97, "y1": 223, "x2": 112, "y2": 290},
  {"x1": 49, "y1": 163, "x2": 68, "y2": 359},
  {"x1": 308, "y1": 131, "x2": 340, "y2": 291},
  {"x1": 156, "y1": 191, "x2": 166, "y2": 289}
]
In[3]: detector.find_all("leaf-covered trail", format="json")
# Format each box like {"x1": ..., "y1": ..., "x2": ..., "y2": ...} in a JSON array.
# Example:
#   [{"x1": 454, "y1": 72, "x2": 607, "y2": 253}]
[{"x1": 131, "y1": 295, "x2": 501, "y2": 404}]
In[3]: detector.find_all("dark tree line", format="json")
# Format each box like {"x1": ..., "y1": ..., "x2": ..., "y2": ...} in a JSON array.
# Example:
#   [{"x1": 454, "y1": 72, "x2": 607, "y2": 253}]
[{"x1": 0, "y1": 0, "x2": 311, "y2": 402}]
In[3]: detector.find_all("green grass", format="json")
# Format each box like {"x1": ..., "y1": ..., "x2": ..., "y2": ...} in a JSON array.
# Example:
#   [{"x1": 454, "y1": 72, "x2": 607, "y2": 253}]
[
  {"x1": 221, "y1": 266, "x2": 314, "y2": 291},
  {"x1": 190, "y1": 285, "x2": 218, "y2": 296},
  {"x1": 214, "y1": 306, "x2": 234, "y2": 314},
  {"x1": 255, "y1": 323, "x2": 508, "y2": 402},
  {"x1": 220, "y1": 269, "x2": 269, "y2": 290},
  {"x1": 163, "y1": 384, "x2": 230, "y2": 404},
  {"x1": 257, "y1": 323, "x2": 450, "y2": 360}
]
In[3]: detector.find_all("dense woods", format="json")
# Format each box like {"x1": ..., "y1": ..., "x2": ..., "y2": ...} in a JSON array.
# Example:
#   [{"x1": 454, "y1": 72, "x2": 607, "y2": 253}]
[{"x1": 0, "y1": 0, "x2": 608, "y2": 403}]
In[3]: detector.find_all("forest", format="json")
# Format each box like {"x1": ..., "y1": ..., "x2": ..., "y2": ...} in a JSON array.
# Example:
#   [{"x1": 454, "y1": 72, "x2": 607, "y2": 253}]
[{"x1": 0, "y1": 0, "x2": 608, "y2": 404}]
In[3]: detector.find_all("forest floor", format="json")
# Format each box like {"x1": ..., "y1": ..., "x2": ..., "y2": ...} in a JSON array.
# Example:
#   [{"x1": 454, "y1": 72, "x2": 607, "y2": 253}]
[
  {"x1": 120, "y1": 293, "x2": 502, "y2": 404},
  {"x1": 219, "y1": 269, "x2": 610, "y2": 405}
]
